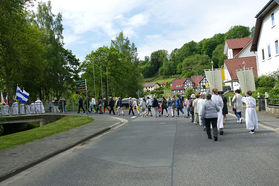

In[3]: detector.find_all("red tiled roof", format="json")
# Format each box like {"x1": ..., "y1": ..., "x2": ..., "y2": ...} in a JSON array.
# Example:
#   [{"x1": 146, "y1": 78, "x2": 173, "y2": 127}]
[
  {"x1": 190, "y1": 76, "x2": 204, "y2": 88},
  {"x1": 224, "y1": 56, "x2": 258, "y2": 80},
  {"x1": 171, "y1": 78, "x2": 186, "y2": 90},
  {"x1": 226, "y1": 38, "x2": 252, "y2": 49},
  {"x1": 144, "y1": 82, "x2": 157, "y2": 87}
]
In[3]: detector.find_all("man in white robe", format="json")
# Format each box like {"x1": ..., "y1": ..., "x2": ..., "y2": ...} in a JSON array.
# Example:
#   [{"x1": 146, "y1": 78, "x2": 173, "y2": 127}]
[
  {"x1": 211, "y1": 88, "x2": 224, "y2": 135},
  {"x1": 2, "y1": 104, "x2": 9, "y2": 116},
  {"x1": 12, "y1": 101, "x2": 19, "y2": 115},
  {"x1": 25, "y1": 104, "x2": 31, "y2": 115},
  {"x1": 242, "y1": 91, "x2": 258, "y2": 134},
  {"x1": 20, "y1": 103, "x2": 25, "y2": 115},
  {"x1": 35, "y1": 98, "x2": 42, "y2": 114},
  {"x1": 30, "y1": 103, "x2": 35, "y2": 114}
]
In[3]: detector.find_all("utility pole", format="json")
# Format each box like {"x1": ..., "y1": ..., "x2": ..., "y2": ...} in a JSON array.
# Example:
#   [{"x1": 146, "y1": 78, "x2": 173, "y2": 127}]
[
  {"x1": 92, "y1": 59, "x2": 96, "y2": 99},
  {"x1": 106, "y1": 66, "x2": 109, "y2": 98},
  {"x1": 100, "y1": 62, "x2": 103, "y2": 98}
]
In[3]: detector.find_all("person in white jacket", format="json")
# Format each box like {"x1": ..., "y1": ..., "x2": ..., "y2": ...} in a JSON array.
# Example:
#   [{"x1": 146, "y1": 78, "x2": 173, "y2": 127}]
[
  {"x1": 242, "y1": 91, "x2": 258, "y2": 134},
  {"x1": 232, "y1": 89, "x2": 243, "y2": 123},
  {"x1": 197, "y1": 93, "x2": 206, "y2": 129},
  {"x1": 211, "y1": 88, "x2": 224, "y2": 135},
  {"x1": 193, "y1": 93, "x2": 200, "y2": 124}
]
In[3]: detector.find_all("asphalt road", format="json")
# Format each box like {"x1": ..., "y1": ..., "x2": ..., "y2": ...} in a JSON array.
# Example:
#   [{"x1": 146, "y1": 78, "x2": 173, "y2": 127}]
[{"x1": 2, "y1": 114, "x2": 279, "y2": 186}]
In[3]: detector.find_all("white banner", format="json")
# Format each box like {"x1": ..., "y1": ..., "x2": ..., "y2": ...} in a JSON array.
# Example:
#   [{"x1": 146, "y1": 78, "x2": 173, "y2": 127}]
[
  {"x1": 236, "y1": 68, "x2": 256, "y2": 93},
  {"x1": 204, "y1": 69, "x2": 223, "y2": 91}
]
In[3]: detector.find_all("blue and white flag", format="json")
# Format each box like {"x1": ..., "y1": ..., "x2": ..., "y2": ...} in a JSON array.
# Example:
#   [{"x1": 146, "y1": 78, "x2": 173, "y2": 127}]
[{"x1": 16, "y1": 86, "x2": 29, "y2": 104}]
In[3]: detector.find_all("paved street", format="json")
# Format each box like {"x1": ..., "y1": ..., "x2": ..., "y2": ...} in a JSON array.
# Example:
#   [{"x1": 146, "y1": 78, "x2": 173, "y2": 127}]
[{"x1": 2, "y1": 114, "x2": 279, "y2": 186}]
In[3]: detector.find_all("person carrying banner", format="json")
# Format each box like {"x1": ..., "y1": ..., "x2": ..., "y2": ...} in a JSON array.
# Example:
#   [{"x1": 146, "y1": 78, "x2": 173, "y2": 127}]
[
  {"x1": 211, "y1": 88, "x2": 224, "y2": 135},
  {"x1": 242, "y1": 91, "x2": 258, "y2": 134}
]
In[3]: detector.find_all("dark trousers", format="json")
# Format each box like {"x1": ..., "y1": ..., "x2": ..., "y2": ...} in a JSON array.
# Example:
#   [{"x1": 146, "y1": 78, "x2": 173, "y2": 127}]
[
  {"x1": 235, "y1": 112, "x2": 242, "y2": 119},
  {"x1": 205, "y1": 118, "x2": 218, "y2": 138},
  {"x1": 129, "y1": 107, "x2": 134, "y2": 115},
  {"x1": 191, "y1": 111, "x2": 194, "y2": 122},
  {"x1": 109, "y1": 107, "x2": 115, "y2": 115},
  {"x1": 161, "y1": 107, "x2": 168, "y2": 115},
  {"x1": 78, "y1": 105, "x2": 85, "y2": 113}
]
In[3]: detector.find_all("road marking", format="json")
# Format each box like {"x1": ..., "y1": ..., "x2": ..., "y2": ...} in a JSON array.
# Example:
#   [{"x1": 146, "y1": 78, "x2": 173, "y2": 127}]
[{"x1": 131, "y1": 116, "x2": 137, "y2": 119}]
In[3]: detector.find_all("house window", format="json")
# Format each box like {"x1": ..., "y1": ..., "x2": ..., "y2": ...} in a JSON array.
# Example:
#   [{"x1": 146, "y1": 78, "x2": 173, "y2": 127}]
[
  {"x1": 275, "y1": 40, "x2": 279, "y2": 55},
  {"x1": 268, "y1": 45, "x2": 271, "y2": 58},
  {"x1": 271, "y1": 13, "x2": 275, "y2": 26},
  {"x1": 262, "y1": 49, "x2": 265, "y2": 60}
]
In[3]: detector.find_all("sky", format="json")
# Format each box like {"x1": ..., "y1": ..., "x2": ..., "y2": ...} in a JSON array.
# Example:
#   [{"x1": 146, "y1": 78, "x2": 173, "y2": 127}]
[{"x1": 38, "y1": 0, "x2": 269, "y2": 61}]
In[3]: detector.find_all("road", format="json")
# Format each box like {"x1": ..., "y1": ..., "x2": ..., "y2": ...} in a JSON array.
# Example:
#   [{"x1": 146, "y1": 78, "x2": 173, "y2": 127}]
[{"x1": 2, "y1": 114, "x2": 279, "y2": 186}]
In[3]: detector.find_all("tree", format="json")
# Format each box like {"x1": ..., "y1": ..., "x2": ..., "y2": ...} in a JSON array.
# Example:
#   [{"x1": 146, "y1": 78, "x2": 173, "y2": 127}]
[
  {"x1": 225, "y1": 25, "x2": 251, "y2": 40},
  {"x1": 212, "y1": 44, "x2": 227, "y2": 67},
  {"x1": 181, "y1": 54, "x2": 211, "y2": 77},
  {"x1": 150, "y1": 50, "x2": 168, "y2": 74}
]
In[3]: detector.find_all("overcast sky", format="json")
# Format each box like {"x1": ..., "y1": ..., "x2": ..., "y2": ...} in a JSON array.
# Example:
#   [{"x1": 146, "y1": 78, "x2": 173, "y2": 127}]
[{"x1": 39, "y1": 0, "x2": 269, "y2": 61}]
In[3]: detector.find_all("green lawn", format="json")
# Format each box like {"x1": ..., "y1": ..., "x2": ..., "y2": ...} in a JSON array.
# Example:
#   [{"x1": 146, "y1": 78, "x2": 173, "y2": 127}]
[
  {"x1": 0, "y1": 115, "x2": 94, "y2": 150},
  {"x1": 144, "y1": 75, "x2": 180, "y2": 84}
]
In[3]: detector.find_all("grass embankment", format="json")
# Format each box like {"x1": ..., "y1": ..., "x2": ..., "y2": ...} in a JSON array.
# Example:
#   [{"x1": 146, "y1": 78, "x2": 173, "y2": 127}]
[{"x1": 0, "y1": 115, "x2": 94, "y2": 150}]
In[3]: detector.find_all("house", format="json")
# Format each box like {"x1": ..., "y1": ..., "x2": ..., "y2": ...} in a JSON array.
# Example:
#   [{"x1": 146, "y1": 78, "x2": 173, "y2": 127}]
[
  {"x1": 184, "y1": 78, "x2": 194, "y2": 90},
  {"x1": 224, "y1": 38, "x2": 256, "y2": 59},
  {"x1": 224, "y1": 56, "x2": 258, "y2": 91},
  {"x1": 251, "y1": 0, "x2": 279, "y2": 76},
  {"x1": 160, "y1": 82, "x2": 168, "y2": 88},
  {"x1": 171, "y1": 78, "x2": 187, "y2": 95},
  {"x1": 190, "y1": 76, "x2": 209, "y2": 93},
  {"x1": 143, "y1": 82, "x2": 160, "y2": 92}
]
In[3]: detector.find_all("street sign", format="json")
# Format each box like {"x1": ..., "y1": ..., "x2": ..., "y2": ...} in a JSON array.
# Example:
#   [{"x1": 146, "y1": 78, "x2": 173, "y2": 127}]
[{"x1": 76, "y1": 80, "x2": 87, "y2": 91}]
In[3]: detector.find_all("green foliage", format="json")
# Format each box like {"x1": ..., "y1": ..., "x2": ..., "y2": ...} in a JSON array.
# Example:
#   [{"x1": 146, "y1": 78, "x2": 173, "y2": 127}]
[
  {"x1": 0, "y1": 116, "x2": 93, "y2": 150},
  {"x1": 185, "y1": 88, "x2": 194, "y2": 96},
  {"x1": 212, "y1": 44, "x2": 227, "y2": 67},
  {"x1": 82, "y1": 32, "x2": 143, "y2": 98},
  {"x1": 181, "y1": 54, "x2": 211, "y2": 77},
  {"x1": 255, "y1": 75, "x2": 276, "y2": 89},
  {"x1": 225, "y1": 25, "x2": 251, "y2": 40},
  {"x1": 269, "y1": 84, "x2": 279, "y2": 99}
]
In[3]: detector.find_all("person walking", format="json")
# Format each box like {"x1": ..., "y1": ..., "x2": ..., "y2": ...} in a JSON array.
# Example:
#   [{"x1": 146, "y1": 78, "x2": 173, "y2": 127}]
[
  {"x1": 167, "y1": 97, "x2": 173, "y2": 117},
  {"x1": 184, "y1": 95, "x2": 191, "y2": 118},
  {"x1": 139, "y1": 98, "x2": 147, "y2": 117},
  {"x1": 116, "y1": 97, "x2": 124, "y2": 116},
  {"x1": 201, "y1": 94, "x2": 220, "y2": 141},
  {"x1": 161, "y1": 97, "x2": 168, "y2": 116},
  {"x1": 90, "y1": 97, "x2": 96, "y2": 113},
  {"x1": 109, "y1": 97, "x2": 115, "y2": 115},
  {"x1": 133, "y1": 98, "x2": 140, "y2": 116},
  {"x1": 242, "y1": 91, "x2": 258, "y2": 134},
  {"x1": 78, "y1": 96, "x2": 85, "y2": 113},
  {"x1": 152, "y1": 96, "x2": 159, "y2": 118},
  {"x1": 211, "y1": 88, "x2": 224, "y2": 135},
  {"x1": 176, "y1": 95, "x2": 184, "y2": 117},
  {"x1": 219, "y1": 91, "x2": 228, "y2": 124},
  {"x1": 193, "y1": 93, "x2": 200, "y2": 124},
  {"x1": 103, "y1": 98, "x2": 110, "y2": 113},
  {"x1": 146, "y1": 97, "x2": 152, "y2": 116},
  {"x1": 172, "y1": 96, "x2": 176, "y2": 117},
  {"x1": 232, "y1": 89, "x2": 243, "y2": 124},
  {"x1": 197, "y1": 94, "x2": 206, "y2": 130},
  {"x1": 128, "y1": 97, "x2": 134, "y2": 116},
  {"x1": 190, "y1": 94, "x2": 196, "y2": 122}
]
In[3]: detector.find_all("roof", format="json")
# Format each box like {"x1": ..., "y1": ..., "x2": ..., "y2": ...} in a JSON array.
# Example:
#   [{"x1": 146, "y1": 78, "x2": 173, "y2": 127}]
[
  {"x1": 251, "y1": 0, "x2": 279, "y2": 51},
  {"x1": 190, "y1": 76, "x2": 204, "y2": 88},
  {"x1": 144, "y1": 82, "x2": 158, "y2": 87},
  {"x1": 234, "y1": 40, "x2": 253, "y2": 58},
  {"x1": 226, "y1": 38, "x2": 252, "y2": 50},
  {"x1": 171, "y1": 78, "x2": 186, "y2": 90},
  {"x1": 224, "y1": 56, "x2": 258, "y2": 80}
]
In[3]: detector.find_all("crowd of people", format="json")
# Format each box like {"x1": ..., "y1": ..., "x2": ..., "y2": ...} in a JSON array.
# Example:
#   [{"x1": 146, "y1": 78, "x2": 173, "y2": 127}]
[{"x1": 78, "y1": 88, "x2": 258, "y2": 142}]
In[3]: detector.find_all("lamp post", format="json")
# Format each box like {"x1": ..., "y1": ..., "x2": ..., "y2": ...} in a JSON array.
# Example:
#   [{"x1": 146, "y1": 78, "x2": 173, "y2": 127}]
[
  {"x1": 211, "y1": 61, "x2": 215, "y2": 90},
  {"x1": 100, "y1": 62, "x2": 103, "y2": 98},
  {"x1": 92, "y1": 59, "x2": 96, "y2": 99}
]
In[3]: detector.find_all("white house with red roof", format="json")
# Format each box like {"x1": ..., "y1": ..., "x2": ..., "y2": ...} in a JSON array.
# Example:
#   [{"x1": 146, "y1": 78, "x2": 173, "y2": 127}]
[
  {"x1": 251, "y1": 0, "x2": 279, "y2": 76},
  {"x1": 224, "y1": 37, "x2": 256, "y2": 59},
  {"x1": 143, "y1": 82, "x2": 160, "y2": 92},
  {"x1": 171, "y1": 78, "x2": 187, "y2": 95},
  {"x1": 223, "y1": 37, "x2": 258, "y2": 90}
]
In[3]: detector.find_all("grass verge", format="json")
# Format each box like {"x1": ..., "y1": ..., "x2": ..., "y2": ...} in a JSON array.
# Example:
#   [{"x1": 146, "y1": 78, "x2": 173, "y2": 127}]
[{"x1": 0, "y1": 115, "x2": 94, "y2": 150}]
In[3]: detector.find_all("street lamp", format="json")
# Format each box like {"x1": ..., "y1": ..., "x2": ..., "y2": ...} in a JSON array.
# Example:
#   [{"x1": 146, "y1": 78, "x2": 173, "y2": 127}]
[{"x1": 92, "y1": 58, "x2": 96, "y2": 99}]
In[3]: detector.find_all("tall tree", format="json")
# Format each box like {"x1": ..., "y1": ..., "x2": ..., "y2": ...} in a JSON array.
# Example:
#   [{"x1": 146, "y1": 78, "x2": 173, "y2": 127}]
[{"x1": 225, "y1": 25, "x2": 251, "y2": 40}]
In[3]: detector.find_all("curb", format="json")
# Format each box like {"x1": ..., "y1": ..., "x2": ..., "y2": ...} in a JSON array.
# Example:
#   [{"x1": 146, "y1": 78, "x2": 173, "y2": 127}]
[{"x1": 0, "y1": 117, "x2": 128, "y2": 182}]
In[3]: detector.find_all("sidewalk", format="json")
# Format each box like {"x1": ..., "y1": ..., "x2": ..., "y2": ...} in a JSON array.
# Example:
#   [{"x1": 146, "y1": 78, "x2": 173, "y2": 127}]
[
  {"x1": 0, "y1": 114, "x2": 127, "y2": 181},
  {"x1": 228, "y1": 106, "x2": 279, "y2": 131}
]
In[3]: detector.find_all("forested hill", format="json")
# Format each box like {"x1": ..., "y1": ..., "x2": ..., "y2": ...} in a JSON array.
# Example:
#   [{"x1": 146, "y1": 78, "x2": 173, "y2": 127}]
[{"x1": 139, "y1": 25, "x2": 254, "y2": 79}]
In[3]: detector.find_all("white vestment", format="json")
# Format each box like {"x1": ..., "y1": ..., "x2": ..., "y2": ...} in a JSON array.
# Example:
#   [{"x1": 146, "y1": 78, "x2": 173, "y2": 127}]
[
  {"x1": 2, "y1": 105, "x2": 9, "y2": 116},
  {"x1": 20, "y1": 104, "x2": 25, "y2": 115},
  {"x1": 242, "y1": 96, "x2": 258, "y2": 130},
  {"x1": 12, "y1": 102, "x2": 19, "y2": 115},
  {"x1": 35, "y1": 100, "x2": 42, "y2": 114},
  {"x1": 211, "y1": 94, "x2": 224, "y2": 129},
  {"x1": 30, "y1": 103, "x2": 35, "y2": 114},
  {"x1": 26, "y1": 105, "x2": 31, "y2": 115}
]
